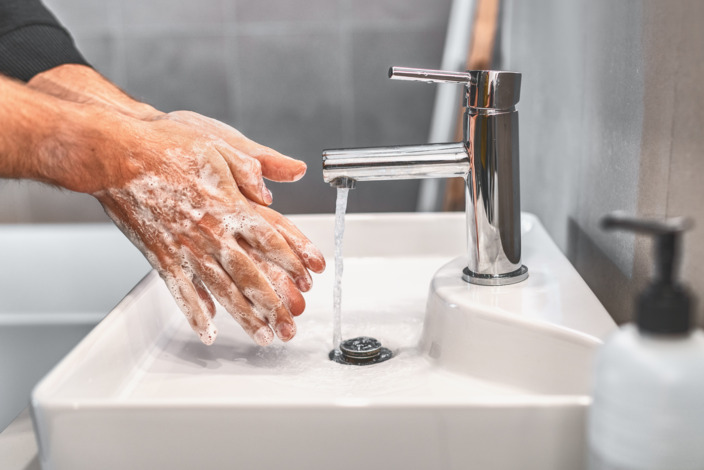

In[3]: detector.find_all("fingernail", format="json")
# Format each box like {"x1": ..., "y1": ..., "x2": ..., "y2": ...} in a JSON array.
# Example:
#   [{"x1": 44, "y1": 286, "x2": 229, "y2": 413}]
[
  {"x1": 292, "y1": 164, "x2": 307, "y2": 182},
  {"x1": 262, "y1": 187, "x2": 273, "y2": 205},
  {"x1": 276, "y1": 322, "x2": 296, "y2": 341},
  {"x1": 254, "y1": 326, "x2": 274, "y2": 346},
  {"x1": 314, "y1": 257, "x2": 326, "y2": 273}
]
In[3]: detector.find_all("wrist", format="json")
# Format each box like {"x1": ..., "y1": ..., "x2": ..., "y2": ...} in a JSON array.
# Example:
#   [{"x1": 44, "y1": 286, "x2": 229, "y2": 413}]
[
  {"x1": 35, "y1": 101, "x2": 139, "y2": 194},
  {"x1": 0, "y1": 75, "x2": 141, "y2": 194}
]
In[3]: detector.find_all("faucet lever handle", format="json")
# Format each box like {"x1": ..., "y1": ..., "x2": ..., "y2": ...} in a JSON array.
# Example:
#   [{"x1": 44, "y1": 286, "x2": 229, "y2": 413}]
[
  {"x1": 388, "y1": 66, "x2": 474, "y2": 85},
  {"x1": 389, "y1": 66, "x2": 521, "y2": 109}
]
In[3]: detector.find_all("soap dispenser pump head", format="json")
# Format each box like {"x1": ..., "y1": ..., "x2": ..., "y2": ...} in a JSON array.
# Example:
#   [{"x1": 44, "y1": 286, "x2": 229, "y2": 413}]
[{"x1": 601, "y1": 212, "x2": 695, "y2": 335}]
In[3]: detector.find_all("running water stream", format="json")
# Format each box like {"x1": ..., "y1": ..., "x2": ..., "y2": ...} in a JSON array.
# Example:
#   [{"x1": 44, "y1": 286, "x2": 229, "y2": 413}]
[
  {"x1": 332, "y1": 187, "x2": 349, "y2": 350},
  {"x1": 329, "y1": 186, "x2": 394, "y2": 366}
]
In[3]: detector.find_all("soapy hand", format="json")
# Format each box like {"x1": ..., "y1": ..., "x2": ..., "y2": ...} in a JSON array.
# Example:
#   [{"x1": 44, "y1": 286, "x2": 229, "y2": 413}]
[
  {"x1": 28, "y1": 65, "x2": 306, "y2": 207},
  {"x1": 89, "y1": 116, "x2": 325, "y2": 346},
  {"x1": 23, "y1": 65, "x2": 327, "y2": 345},
  {"x1": 154, "y1": 110, "x2": 308, "y2": 192}
]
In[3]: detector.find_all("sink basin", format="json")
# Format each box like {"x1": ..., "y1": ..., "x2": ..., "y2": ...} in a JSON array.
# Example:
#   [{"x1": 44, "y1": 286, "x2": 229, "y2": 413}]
[{"x1": 31, "y1": 213, "x2": 615, "y2": 470}]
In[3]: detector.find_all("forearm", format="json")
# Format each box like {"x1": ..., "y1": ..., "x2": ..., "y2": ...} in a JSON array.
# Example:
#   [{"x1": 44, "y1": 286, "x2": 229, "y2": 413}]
[
  {"x1": 28, "y1": 65, "x2": 308, "y2": 185},
  {"x1": 0, "y1": 74, "x2": 126, "y2": 192},
  {"x1": 28, "y1": 64, "x2": 161, "y2": 120}
]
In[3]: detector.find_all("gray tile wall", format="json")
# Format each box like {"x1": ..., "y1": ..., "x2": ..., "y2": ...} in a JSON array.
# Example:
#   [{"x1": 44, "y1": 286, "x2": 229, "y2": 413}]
[
  {"x1": 0, "y1": 0, "x2": 450, "y2": 222},
  {"x1": 503, "y1": 0, "x2": 704, "y2": 326}
]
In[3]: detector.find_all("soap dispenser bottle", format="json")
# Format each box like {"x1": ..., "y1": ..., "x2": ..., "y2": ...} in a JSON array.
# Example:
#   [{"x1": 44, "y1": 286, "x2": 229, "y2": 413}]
[{"x1": 588, "y1": 212, "x2": 704, "y2": 470}]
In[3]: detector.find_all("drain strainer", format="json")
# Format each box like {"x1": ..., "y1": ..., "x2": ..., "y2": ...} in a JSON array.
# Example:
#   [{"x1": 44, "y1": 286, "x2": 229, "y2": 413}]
[{"x1": 329, "y1": 336, "x2": 393, "y2": 366}]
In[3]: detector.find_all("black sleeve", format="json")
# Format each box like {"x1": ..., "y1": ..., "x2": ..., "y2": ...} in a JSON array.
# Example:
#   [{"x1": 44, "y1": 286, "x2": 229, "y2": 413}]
[{"x1": 0, "y1": 0, "x2": 90, "y2": 81}]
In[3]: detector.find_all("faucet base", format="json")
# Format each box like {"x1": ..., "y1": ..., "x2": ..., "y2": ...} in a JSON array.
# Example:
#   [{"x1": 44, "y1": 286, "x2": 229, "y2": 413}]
[{"x1": 462, "y1": 265, "x2": 529, "y2": 286}]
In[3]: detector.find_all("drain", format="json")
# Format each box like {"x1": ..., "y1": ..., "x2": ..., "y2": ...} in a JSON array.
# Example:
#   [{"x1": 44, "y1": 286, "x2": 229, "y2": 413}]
[{"x1": 329, "y1": 336, "x2": 393, "y2": 366}]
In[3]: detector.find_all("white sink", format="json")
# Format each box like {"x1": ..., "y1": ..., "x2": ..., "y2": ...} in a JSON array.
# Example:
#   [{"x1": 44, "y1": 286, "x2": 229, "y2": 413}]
[{"x1": 31, "y1": 213, "x2": 615, "y2": 470}]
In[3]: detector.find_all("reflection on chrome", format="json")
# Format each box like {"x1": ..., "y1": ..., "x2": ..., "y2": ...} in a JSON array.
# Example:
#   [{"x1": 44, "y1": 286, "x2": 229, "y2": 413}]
[{"x1": 322, "y1": 66, "x2": 527, "y2": 286}]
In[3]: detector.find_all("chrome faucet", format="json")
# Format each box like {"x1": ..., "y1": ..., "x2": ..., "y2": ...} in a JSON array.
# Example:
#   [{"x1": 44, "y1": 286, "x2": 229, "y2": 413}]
[{"x1": 322, "y1": 66, "x2": 528, "y2": 286}]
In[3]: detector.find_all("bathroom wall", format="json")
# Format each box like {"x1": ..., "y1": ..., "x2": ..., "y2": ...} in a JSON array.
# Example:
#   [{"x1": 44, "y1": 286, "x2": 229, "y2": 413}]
[
  {"x1": 502, "y1": 0, "x2": 704, "y2": 326},
  {"x1": 0, "y1": 0, "x2": 451, "y2": 222}
]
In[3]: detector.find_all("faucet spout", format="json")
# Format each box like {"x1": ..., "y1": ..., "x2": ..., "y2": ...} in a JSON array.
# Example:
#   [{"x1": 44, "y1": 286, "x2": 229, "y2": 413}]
[
  {"x1": 329, "y1": 177, "x2": 357, "y2": 189},
  {"x1": 322, "y1": 142, "x2": 469, "y2": 184}
]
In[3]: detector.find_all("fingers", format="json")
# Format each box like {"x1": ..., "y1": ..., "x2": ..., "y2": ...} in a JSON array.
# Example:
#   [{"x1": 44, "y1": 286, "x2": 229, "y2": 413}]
[
  {"x1": 238, "y1": 239, "x2": 306, "y2": 317},
  {"x1": 99, "y1": 197, "x2": 219, "y2": 346},
  {"x1": 238, "y1": 219, "x2": 313, "y2": 292},
  {"x1": 165, "y1": 110, "x2": 307, "y2": 183},
  {"x1": 214, "y1": 144, "x2": 272, "y2": 206},
  {"x1": 184, "y1": 248, "x2": 276, "y2": 346},
  {"x1": 192, "y1": 276, "x2": 217, "y2": 319},
  {"x1": 197, "y1": 208, "x2": 311, "y2": 294},
  {"x1": 243, "y1": 144, "x2": 307, "y2": 183},
  {"x1": 213, "y1": 127, "x2": 306, "y2": 182},
  {"x1": 217, "y1": 242, "x2": 298, "y2": 342},
  {"x1": 251, "y1": 203, "x2": 326, "y2": 273},
  {"x1": 159, "y1": 265, "x2": 218, "y2": 345},
  {"x1": 185, "y1": 217, "x2": 299, "y2": 342}
]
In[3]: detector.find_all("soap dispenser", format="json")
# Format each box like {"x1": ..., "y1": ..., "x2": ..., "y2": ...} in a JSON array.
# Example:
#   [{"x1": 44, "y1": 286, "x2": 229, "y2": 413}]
[{"x1": 588, "y1": 212, "x2": 704, "y2": 470}]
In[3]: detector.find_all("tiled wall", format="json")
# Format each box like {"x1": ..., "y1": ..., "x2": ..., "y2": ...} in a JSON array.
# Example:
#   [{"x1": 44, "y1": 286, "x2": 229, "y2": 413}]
[
  {"x1": 504, "y1": 0, "x2": 704, "y2": 326},
  {"x1": 0, "y1": 0, "x2": 451, "y2": 222}
]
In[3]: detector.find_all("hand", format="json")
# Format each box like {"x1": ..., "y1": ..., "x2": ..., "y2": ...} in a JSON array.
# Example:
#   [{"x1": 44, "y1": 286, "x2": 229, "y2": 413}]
[
  {"x1": 29, "y1": 66, "x2": 306, "y2": 204},
  {"x1": 155, "y1": 110, "x2": 307, "y2": 187},
  {"x1": 25, "y1": 65, "x2": 328, "y2": 345},
  {"x1": 88, "y1": 116, "x2": 325, "y2": 346}
]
